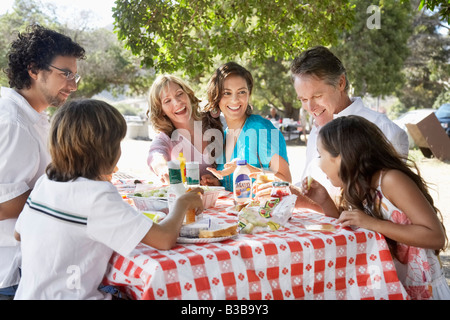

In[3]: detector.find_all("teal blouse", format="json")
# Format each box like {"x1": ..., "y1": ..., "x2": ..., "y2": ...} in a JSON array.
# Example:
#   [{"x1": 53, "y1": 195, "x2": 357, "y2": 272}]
[{"x1": 216, "y1": 114, "x2": 289, "y2": 191}]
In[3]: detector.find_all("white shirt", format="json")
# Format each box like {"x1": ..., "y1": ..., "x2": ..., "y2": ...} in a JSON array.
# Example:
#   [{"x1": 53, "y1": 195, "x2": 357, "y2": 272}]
[
  {"x1": 299, "y1": 97, "x2": 409, "y2": 197},
  {"x1": 0, "y1": 87, "x2": 51, "y2": 289},
  {"x1": 14, "y1": 176, "x2": 153, "y2": 300}
]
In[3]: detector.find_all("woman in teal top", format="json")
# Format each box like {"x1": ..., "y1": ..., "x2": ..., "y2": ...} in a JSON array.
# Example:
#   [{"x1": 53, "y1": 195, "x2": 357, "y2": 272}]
[{"x1": 204, "y1": 62, "x2": 291, "y2": 191}]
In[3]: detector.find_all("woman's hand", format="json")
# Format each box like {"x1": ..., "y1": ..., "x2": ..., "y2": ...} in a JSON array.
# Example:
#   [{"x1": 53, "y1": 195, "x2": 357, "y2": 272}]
[
  {"x1": 158, "y1": 171, "x2": 170, "y2": 184},
  {"x1": 200, "y1": 173, "x2": 221, "y2": 186},
  {"x1": 206, "y1": 159, "x2": 239, "y2": 180},
  {"x1": 150, "y1": 154, "x2": 170, "y2": 184}
]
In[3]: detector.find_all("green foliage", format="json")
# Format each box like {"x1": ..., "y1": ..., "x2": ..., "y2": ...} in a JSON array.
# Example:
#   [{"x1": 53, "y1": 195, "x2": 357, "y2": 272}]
[
  {"x1": 0, "y1": 0, "x2": 59, "y2": 86},
  {"x1": 0, "y1": 0, "x2": 150, "y2": 98},
  {"x1": 387, "y1": 99, "x2": 408, "y2": 119},
  {"x1": 396, "y1": 7, "x2": 450, "y2": 109},
  {"x1": 433, "y1": 91, "x2": 450, "y2": 109},
  {"x1": 333, "y1": 0, "x2": 414, "y2": 97},
  {"x1": 418, "y1": 0, "x2": 450, "y2": 24},
  {"x1": 250, "y1": 57, "x2": 299, "y2": 118},
  {"x1": 3, "y1": 0, "x2": 447, "y2": 121},
  {"x1": 113, "y1": 0, "x2": 354, "y2": 78}
]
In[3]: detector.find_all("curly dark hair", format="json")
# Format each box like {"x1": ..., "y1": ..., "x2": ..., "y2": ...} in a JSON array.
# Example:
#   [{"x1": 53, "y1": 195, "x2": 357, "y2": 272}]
[{"x1": 5, "y1": 24, "x2": 85, "y2": 90}]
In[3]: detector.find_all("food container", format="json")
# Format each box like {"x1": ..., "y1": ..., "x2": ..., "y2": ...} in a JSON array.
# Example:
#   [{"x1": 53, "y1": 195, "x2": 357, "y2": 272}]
[
  {"x1": 129, "y1": 196, "x2": 169, "y2": 212},
  {"x1": 113, "y1": 179, "x2": 147, "y2": 194},
  {"x1": 141, "y1": 210, "x2": 166, "y2": 223},
  {"x1": 270, "y1": 181, "x2": 291, "y2": 200},
  {"x1": 129, "y1": 186, "x2": 226, "y2": 212},
  {"x1": 201, "y1": 186, "x2": 226, "y2": 208}
]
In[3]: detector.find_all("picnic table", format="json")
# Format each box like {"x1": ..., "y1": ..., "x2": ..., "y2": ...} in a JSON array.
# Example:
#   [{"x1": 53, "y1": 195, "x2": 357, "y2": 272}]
[{"x1": 103, "y1": 194, "x2": 409, "y2": 300}]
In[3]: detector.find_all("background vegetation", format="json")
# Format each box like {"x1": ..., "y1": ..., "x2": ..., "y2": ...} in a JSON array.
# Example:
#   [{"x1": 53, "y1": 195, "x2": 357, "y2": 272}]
[{"x1": 0, "y1": 0, "x2": 449, "y2": 120}]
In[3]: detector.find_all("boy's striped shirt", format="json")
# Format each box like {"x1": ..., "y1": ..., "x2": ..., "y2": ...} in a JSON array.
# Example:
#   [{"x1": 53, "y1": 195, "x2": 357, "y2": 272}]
[{"x1": 26, "y1": 197, "x2": 87, "y2": 225}]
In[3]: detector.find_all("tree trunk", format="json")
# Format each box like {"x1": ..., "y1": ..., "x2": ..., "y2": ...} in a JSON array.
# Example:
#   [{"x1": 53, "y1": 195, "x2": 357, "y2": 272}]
[{"x1": 281, "y1": 101, "x2": 299, "y2": 120}]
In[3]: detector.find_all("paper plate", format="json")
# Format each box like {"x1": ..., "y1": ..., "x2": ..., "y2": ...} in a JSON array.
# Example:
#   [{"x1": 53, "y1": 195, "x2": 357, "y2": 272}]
[
  {"x1": 176, "y1": 234, "x2": 237, "y2": 244},
  {"x1": 225, "y1": 207, "x2": 239, "y2": 215}
]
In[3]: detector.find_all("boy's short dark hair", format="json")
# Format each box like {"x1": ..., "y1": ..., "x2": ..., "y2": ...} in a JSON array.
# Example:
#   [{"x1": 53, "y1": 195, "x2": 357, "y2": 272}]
[
  {"x1": 290, "y1": 46, "x2": 349, "y2": 92},
  {"x1": 46, "y1": 99, "x2": 127, "y2": 182},
  {"x1": 6, "y1": 24, "x2": 85, "y2": 90}
]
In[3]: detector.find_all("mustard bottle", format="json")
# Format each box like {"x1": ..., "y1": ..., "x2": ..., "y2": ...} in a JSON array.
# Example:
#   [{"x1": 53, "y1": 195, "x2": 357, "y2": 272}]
[{"x1": 177, "y1": 152, "x2": 186, "y2": 183}]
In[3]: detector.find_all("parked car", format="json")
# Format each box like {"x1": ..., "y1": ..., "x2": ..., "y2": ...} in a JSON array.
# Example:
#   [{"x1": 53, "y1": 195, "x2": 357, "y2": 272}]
[
  {"x1": 435, "y1": 103, "x2": 450, "y2": 137},
  {"x1": 393, "y1": 109, "x2": 435, "y2": 148}
]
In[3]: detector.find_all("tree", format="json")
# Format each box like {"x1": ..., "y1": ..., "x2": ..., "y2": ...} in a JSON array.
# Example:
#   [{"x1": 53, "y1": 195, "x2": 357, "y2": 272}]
[
  {"x1": 332, "y1": 0, "x2": 414, "y2": 98},
  {"x1": 250, "y1": 58, "x2": 299, "y2": 119},
  {"x1": 64, "y1": 27, "x2": 154, "y2": 99},
  {"x1": 0, "y1": 0, "x2": 151, "y2": 98},
  {"x1": 418, "y1": 0, "x2": 450, "y2": 24},
  {"x1": 0, "y1": 0, "x2": 59, "y2": 87},
  {"x1": 112, "y1": 0, "x2": 355, "y2": 78},
  {"x1": 396, "y1": 7, "x2": 450, "y2": 110}
]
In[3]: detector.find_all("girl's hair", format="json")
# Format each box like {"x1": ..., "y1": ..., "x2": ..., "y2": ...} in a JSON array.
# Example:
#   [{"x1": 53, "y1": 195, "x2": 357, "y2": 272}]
[
  {"x1": 46, "y1": 99, "x2": 127, "y2": 182},
  {"x1": 147, "y1": 74, "x2": 202, "y2": 136},
  {"x1": 319, "y1": 115, "x2": 447, "y2": 255}
]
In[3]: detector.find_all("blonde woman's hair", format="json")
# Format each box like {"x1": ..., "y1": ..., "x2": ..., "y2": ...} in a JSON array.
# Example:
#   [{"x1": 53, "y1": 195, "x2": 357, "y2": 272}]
[
  {"x1": 147, "y1": 74, "x2": 202, "y2": 136},
  {"x1": 46, "y1": 99, "x2": 127, "y2": 182}
]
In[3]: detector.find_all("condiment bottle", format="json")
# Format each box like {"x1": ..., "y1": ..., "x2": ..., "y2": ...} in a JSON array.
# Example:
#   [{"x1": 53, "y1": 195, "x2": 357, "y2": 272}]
[
  {"x1": 185, "y1": 161, "x2": 201, "y2": 224},
  {"x1": 167, "y1": 160, "x2": 186, "y2": 214},
  {"x1": 270, "y1": 181, "x2": 291, "y2": 201},
  {"x1": 233, "y1": 159, "x2": 252, "y2": 204},
  {"x1": 177, "y1": 152, "x2": 186, "y2": 183},
  {"x1": 186, "y1": 162, "x2": 200, "y2": 187}
]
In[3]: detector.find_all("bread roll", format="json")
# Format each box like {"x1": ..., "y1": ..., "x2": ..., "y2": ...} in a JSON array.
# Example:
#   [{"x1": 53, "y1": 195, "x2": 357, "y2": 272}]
[{"x1": 198, "y1": 224, "x2": 238, "y2": 238}]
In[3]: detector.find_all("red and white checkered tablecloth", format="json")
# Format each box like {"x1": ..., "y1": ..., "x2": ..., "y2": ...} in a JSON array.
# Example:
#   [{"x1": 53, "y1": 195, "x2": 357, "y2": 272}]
[{"x1": 103, "y1": 196, "x2": 409, "y2": 300}]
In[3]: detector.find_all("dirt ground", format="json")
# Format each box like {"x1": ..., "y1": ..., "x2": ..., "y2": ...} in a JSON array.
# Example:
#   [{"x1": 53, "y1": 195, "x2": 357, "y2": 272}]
[{"x1": 117, "y1": 138, "x2": 450, "y2": 287}]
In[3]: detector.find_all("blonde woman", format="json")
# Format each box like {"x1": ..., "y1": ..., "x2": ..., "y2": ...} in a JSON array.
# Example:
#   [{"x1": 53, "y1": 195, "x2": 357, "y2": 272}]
[{"x1": 147, "y1": 74, "x2": 221, "y2": 185}]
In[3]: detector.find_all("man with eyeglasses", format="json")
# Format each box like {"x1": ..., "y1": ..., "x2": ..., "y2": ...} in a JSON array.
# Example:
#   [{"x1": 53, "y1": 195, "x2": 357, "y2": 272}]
[{"x1": 0, "y1": 24, "x2": 85, "y2": 299}]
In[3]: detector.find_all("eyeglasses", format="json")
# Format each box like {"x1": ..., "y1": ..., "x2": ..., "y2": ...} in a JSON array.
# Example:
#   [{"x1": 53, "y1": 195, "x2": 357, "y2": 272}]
[{"x1": 48, "y1": 64, "x2": 81, "y2": 83}]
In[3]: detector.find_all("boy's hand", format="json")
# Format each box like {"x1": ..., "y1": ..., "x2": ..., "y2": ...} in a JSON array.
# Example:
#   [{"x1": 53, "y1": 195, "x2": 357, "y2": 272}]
[{"x1": 178, "y1": 187, "x2": 204, "y2": 215}]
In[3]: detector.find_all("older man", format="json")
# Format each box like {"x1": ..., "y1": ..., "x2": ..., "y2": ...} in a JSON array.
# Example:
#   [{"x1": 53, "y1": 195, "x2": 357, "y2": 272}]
[
  {"x1": 274, "y1": 46, "x2": 408, "y2": 210},
  {"x1": 0, "y1": 25, "x2": 85, "y2": 299}
]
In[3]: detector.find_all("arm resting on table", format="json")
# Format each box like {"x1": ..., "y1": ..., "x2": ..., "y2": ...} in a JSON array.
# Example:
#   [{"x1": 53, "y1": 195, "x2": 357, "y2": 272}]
[
  {"x1": 0, "y1": 190, "x2": 31, "y2": 221},
  {"x1": 140, "y1": 188, "x2": 204, "y2": 250}
]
